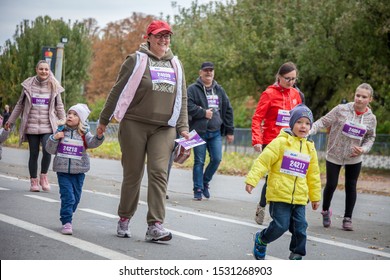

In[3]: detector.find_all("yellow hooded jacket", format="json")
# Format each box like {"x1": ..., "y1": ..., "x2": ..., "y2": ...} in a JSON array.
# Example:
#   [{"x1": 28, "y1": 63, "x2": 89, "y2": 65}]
[{"x1": 245, "y1": 129, "x2": 321, "y2": 205}]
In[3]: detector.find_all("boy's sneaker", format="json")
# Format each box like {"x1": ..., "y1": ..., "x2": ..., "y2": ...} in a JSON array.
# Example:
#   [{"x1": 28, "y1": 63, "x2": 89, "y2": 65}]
[
  {"x1": 117, "y1": 218, "x2": 131, "y2": 237},
  {"x1": 194, "y1": 189, "x2": 202, "y2": 201},
  {"x1": 289, "y1": 252, "x2": 303, "y2": 260},
  {"x1": 61, "y1": 223, "x2": 73, "y2": 235},
  {"x1": 253, "y1": 231, "x2": 267, "y2": 260},
  {"x1": 145, "y1": 222, "x2": 172, "y2": 242},
  {"x1": 342, "y1": 217, "x2": 353, "y2": 231},
  {"x1": 203, "y1": 184, "x2": 210, "y2": 199},
  {"x1": 321, "y1": 209, "x2": 332, "y2": 228},
  {"x1": 255, "y1": 204, "x2": 265, "y2": 225}
]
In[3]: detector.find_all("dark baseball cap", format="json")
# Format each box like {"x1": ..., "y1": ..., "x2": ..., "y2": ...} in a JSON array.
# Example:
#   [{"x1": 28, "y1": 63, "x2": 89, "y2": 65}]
[{"x1": 200, "y1": 62, "x2": 214, "y2": 70}]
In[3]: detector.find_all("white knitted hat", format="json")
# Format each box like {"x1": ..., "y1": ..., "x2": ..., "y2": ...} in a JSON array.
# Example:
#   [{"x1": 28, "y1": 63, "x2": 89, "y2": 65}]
[{"x1": 68, "y1": 103, "x2": 90, "y2": 125}]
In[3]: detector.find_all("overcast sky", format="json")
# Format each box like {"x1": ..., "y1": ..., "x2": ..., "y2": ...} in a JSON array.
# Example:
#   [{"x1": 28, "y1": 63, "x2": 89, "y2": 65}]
[{"x1": 0, "y1": 0, "x2": 222, "y2": 46}]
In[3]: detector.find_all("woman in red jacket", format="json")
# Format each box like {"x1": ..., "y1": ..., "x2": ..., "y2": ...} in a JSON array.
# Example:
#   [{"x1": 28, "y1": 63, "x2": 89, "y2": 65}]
[{"x1": 251, "y1": 62, "x2": 303, "y2": 224}]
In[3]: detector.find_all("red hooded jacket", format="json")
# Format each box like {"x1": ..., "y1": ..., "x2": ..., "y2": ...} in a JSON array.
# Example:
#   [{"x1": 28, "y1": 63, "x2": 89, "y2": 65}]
[{"x1": 252, "y1": 83, "x2": 302, "y2": 146}]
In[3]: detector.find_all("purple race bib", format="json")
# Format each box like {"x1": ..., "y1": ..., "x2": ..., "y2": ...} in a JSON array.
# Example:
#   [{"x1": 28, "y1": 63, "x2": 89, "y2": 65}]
[
  {"x1": 149, "y1": 66, "x2": 177, "y2": 85},
  {"x1": 342, "y1": 120, "x2": 367, "y2": 140},
  {"x1": 207, "y1": 95, "x2": 219, "y2": 108},
  {"x1": 280, "y1": 150, "x2": 310, "y2": 178},
  {"x1": 57, "y1": 138, "x2": 84, "y2": 160},
  {"x1": 276, "y1": 109, "x2": 290, "y2": 126},
  {"x1": 31, "y1": 93, "x2": 50, "y2": 107}
]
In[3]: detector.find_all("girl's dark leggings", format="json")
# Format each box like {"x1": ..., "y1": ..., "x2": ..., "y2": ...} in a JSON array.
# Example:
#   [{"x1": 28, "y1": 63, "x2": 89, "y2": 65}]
[
  {"x1": 26, "y1": 134, "x2": 52, "y2": 178},
  {"x1": 322, "y1": 160, "x2": 362, "y2": 218}
]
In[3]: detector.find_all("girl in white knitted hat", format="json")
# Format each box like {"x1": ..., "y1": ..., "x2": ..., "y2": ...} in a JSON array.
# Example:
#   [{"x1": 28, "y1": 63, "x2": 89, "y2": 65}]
[{"x1": 46, "y1": 103, "x2": 105, "y2": 235}]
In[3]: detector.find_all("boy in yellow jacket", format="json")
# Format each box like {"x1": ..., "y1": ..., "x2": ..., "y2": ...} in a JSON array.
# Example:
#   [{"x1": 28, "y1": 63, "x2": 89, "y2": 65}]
[{"x1": 245, "y1": 104, "x2": 321, "y2": 260}]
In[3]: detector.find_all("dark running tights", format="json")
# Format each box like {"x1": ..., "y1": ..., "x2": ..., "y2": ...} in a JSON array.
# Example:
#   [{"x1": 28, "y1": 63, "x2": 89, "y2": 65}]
[
  {"x1": 322, "y1": 160, "x2": 362, "y2": 218},
  {"x1": 26, "y1": 134, "x2": 52, "y2": 178}
]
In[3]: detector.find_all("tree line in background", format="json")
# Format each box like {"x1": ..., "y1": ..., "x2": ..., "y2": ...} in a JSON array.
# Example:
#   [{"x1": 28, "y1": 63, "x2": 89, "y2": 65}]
[{"x1": 0, "y1": 0, "x2": 389, "y2": 133}]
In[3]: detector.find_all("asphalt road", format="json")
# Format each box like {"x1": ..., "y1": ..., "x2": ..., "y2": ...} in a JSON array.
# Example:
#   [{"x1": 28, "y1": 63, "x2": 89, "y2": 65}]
[{"x1": 1, "y1": 146, "x2": 389, "y2": 261}]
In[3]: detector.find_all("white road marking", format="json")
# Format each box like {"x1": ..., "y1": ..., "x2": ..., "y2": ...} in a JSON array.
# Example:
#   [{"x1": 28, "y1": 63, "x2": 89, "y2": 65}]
[
  {"x1": 162, "y1": 229, "x2": 207, "y2": 241},
  {"x1": 0, "y1": 187, "x2": 10, "y2": 190},
  {"x1": 86, "y1": 189, "x2": 390, "y2": 258},
  {"x1": 0, "y1": 213, "x2": 135, "y2": 260},
  {"x1": 83, "y1": 189, "x2": 119, "y2": 198},
  {"x1": 79, "y1": 208, "x2": 117, "y2": 218},
  {"x1": 4, "y1": 174, "x2": 390, "y2": 258},
  {"x1": 25, "y1": 194, "x2": 59, "y2": 203}
]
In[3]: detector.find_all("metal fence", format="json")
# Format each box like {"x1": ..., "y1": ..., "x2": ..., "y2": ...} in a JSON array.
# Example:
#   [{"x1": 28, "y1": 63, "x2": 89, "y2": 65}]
[{"x1": 90, "y1": 123, "x2": 389, "y2": 155}]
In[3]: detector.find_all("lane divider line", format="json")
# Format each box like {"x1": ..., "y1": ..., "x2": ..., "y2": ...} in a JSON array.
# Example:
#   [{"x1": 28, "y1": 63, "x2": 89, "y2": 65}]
[
  {"x1": 79, "y1": 208, "x2": 117, "y2": 219},
  {"x1": 0, "y1": 213, "x2": 135, "y2": 260},
  {"x1": 24, "y1": 195, "x2": 59, "y2": 203},
  {"x1": 6, "y1": 174, "x2": 390, "y2": 259}
]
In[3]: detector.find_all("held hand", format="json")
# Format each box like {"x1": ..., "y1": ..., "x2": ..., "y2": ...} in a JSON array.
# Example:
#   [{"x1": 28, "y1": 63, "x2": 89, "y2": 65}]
[
  {"x1": 4, "y1": 122, "x2": 11, "y2": 130},
  {"x1": 54, "y1": 131, "x2": 64, "y2": 140},
  {"x1": 311, "y1": 201, "x2": 320, "y2": 210},
  {"x1": 97, "y1": 127, "x2": 104, "y2": 138},
  {"x1": 205, "y1": 108, "x2": 213, "y2": 119},
  {"x1": 180, "y1": 130, "x2": 190, "y2": 140},
  {"x1": 97, "y1": 123, "x2": 107, "y2": 135},
  {"x1": 253, "y1": 144, "x2": 263, "y2": 153},
  {"x1": 226, "y1": 135, "x2": 234, "y2": 144},
  {"x1": 4, "y1": 122, "x2": 11, "y2": 131},
  {"x1": 245, "y1": 184, "x2": 254, "y2": 194}
]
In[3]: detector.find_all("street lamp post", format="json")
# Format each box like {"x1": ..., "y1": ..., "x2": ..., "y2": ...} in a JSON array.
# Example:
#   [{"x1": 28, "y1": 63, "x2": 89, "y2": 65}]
[
  {"x1": 54, "y1": 42, "x2": 64, "y2": 84},
  {"x1": 54, "y1": 37, "x2": 67, "y2": 106}
]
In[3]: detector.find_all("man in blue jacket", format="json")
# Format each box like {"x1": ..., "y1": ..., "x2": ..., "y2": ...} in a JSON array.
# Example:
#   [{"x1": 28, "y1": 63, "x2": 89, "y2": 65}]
[{"x1": 187, "y1": 62, "x2": 234, "y2": 200}]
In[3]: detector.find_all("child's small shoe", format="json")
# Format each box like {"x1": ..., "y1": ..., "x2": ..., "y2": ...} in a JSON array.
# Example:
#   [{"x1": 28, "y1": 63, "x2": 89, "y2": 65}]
[
  {"x1": 61, "y1": 223, "x2": 73, "y2": 235},
  {"x1": 253, "y1": 232, "x2": 267, "y2": 260}
]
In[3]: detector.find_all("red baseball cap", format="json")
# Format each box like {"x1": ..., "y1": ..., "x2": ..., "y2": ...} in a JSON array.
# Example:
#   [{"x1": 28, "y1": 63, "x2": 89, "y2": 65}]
[{"x1": 146, "y1": 20, "x2": 173, "y2": 35}]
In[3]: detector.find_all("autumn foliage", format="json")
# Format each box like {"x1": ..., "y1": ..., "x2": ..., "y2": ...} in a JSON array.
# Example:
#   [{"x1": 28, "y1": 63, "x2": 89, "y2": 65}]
[{"x1": 85, "y1": 13, "x2": 154, "y2": 102}]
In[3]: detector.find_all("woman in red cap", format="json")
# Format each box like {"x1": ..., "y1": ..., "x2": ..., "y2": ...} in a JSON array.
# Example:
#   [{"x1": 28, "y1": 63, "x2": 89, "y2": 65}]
[{"x1": 98, "y1": 20, "x2": 189, "y2": 242}]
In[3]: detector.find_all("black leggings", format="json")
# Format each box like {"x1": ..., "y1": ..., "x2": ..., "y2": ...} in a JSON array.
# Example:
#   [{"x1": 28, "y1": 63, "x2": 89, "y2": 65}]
[
  {"x1": 322, "y1": 160, "x2": 362, "y2": 218},
  {"x1": 26, "y1": 134, "x2": 52, "y2": 178}
]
